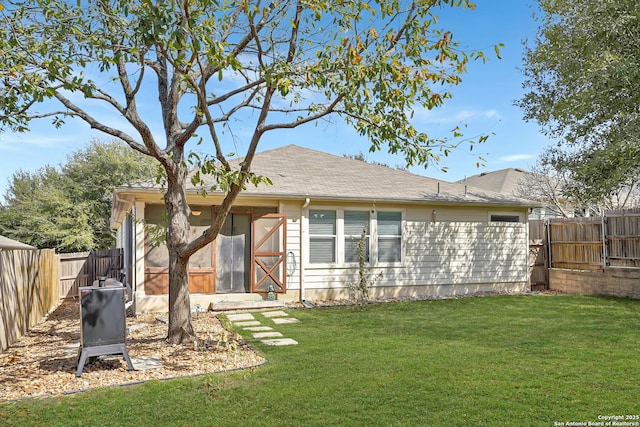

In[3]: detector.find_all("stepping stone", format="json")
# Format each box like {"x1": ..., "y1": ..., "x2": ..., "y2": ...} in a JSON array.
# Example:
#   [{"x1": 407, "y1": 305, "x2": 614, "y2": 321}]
[
  {"x1": 261, "y1": 310, "x2": 288, "y2": 318},
  {"x1": 156, "y1": 316, "x2": 169, "y2": 324},
  {"x1": 127, "y1": 323, "x2": 146, "y2": 334},
  {"x1": 261, "y1": 338, "x2": 298, "y2": 346},
  {"x1": 227, "y1": 313, "x2": 255, "y2": 321},
  {"x1": 243, "y1": 326, "x2": 274, "y2": 331},
  {"x1": 272, "y1": 317, "x2": 300, "y2": 325},
  {"x1": 61, "y1": 343, "x2": 80, "y2": 356},
  {"x1": 234, "y1": 320, "x2": 261, "y2": 327},
  {"x1": 131, "y1": 356, "x2": 163, "y2": 370},
  {"x1": 252, "y1": 331, "x2": 283, "y2": 339}
]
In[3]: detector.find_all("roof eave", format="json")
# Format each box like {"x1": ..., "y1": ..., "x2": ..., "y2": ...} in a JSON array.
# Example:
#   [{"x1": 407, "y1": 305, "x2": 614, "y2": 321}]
[{"x1": 110, "y1": 187, "x2": 537, "y2": 230}]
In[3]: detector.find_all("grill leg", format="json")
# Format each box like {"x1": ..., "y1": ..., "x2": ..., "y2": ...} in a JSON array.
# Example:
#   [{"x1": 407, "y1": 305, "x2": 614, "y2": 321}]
[{"x1": 76, "y1": 344, "x2": 134, "y2": 377}]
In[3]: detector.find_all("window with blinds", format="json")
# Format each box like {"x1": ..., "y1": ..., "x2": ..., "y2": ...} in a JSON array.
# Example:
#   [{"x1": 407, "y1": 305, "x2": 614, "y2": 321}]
[
  {"x1": 344, "y1": 210, "x2": 370, "y2": 263},
  {"x1": 309, "y1": 210, "x2": 336, "y2": 263},
  {"x1": 377, "y1": 211, "x2": 402, "y2": 263}
]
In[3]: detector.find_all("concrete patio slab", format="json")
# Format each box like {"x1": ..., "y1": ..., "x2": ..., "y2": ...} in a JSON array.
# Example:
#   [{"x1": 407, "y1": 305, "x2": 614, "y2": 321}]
[{"x1": 212, "y1": 300, "x2": 285, "y2": 311}]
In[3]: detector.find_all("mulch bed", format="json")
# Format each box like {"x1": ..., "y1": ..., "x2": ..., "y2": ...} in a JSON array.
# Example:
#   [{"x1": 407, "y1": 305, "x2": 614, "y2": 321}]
[{"x1": 0, "y1": 301, "x2": 265, "y2": 402}]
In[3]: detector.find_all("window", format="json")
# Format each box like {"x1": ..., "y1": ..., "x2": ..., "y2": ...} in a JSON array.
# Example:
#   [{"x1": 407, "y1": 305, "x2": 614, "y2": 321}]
[
  {"x1": 145, "y1": 204, "x2": 169, "y2": 268},
  {"x1": 490, "y1": 214, "x2": 521, "y2": 223},
  {"x1": 377, "y1": 211, "x2": 402, "y2": 263},
  {"x1": 144, "y1": 204, "x2": 214, "y2": 268},
  {"x1": 344, "y1": 210, "x2": 370, "y2": 263},
  {"x1": 309, "y1": 210, "x2": 336, "y2": 263}
]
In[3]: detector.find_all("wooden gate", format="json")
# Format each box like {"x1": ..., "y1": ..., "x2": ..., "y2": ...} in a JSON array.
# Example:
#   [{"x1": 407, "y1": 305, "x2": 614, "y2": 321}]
[
  {"x1": 529, "y1": 220, "x2": 548, "y2": 290},
  {"x1": 251, "y1": 214, "x2": 286, "y2": 294},
  {"x1": 59, "y1": 249, "x2": 123, "y2": 299}
]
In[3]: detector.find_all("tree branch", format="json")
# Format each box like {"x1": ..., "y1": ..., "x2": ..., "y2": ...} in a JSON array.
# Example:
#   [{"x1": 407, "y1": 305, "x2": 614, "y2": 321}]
[
  {"x1": 262, "y1": 94, "x2": 344, "y2": 132},
  {"x1": 51, "y1": 91, "x2": 152, "y2": 157}
]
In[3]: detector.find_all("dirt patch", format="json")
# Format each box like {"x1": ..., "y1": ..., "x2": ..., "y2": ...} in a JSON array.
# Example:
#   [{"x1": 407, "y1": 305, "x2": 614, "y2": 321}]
[{"x1": 0, "y1": 301, "x2": 265, "y2": 402}]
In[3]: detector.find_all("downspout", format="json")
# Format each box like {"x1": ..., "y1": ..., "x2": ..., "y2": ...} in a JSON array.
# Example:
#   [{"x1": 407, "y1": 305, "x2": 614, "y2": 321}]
[
  {"x1": 300, "y1": 197, "x2": 310, "y2": 303},
  {"x1": 114, "y1": 194, "x2": 135, "y2": 312},
  {"x1": 124, "y1": 205, "x2": 136, "y2": 311}
]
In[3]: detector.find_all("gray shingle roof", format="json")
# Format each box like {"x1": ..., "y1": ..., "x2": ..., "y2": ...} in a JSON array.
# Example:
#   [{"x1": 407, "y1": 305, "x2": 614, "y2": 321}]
[
  {"x1": 201, "y1": 145, "x2": 534, "y2": 207},
  {"x1": 118, "y1": 145, "x2": 534, "y2": 207},
  {"x1": 457, "y1": 168, "x2": 530, "y2": 196}
]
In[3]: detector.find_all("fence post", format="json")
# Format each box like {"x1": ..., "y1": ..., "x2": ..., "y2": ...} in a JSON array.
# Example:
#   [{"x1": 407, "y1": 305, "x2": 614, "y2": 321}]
[
  {"x1": 601, "y1": 214, "x2": 608, "y2": 269},
  {"x1": 546, "y1": 219, "x2": 552, "y2": 270}
]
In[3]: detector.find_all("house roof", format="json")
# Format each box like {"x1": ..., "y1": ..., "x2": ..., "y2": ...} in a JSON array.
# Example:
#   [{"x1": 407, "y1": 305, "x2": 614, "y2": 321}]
[
  {"x1": 112, "y1": 145, "x2": 535, "y2": 228},
  {"x1": 457, "y1": 168, "x2": 530, "y2": 196},
  {"x1": 0, "y1": 235, "x2": 36, "y2": 250}
]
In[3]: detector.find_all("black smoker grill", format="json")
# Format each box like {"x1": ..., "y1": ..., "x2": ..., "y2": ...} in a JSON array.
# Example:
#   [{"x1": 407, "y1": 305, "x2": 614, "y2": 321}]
[{"x1": 76, "y1": 281, "x2": 134, "y2": 377}]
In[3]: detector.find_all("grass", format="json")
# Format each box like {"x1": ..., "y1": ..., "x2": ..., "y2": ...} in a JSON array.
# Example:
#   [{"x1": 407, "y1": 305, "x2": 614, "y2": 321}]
[{"x1": 1, "y1": 294, "x2": 640, "y2": 426}]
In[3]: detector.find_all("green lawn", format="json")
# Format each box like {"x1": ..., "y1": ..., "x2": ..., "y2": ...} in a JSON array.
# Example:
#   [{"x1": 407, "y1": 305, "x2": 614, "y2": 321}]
[{"x1": 2, "y1": 295, "x2": 640, "y2": 426}]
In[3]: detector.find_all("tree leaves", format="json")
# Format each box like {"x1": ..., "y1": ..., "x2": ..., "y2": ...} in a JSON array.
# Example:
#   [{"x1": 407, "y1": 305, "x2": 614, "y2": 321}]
[
  {"x1": 518, "y1": 0, "x2": 640, "y2": 206},
  {"x1": 0, "y1": 0, "x2": 497, "y2": 342},
  {"x1": 0, "y1": 139, "x2": 157, "y2": 252}
]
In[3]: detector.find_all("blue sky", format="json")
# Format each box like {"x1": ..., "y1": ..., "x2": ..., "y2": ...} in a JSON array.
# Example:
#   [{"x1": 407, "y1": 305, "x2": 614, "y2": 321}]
[{"x1": 0, "y1": 0, "x2": 549, "y2": 199}]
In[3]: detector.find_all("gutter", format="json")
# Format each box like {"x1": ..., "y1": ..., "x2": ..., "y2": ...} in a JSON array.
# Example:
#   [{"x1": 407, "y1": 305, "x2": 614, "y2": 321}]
[{"x1": 300, "y1": 197, "x2": 310, "y2": 302}]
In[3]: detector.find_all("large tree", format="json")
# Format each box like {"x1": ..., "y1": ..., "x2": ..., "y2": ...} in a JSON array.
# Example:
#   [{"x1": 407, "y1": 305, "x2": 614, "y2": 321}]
[
  {"x1": 61, "y1": 139, "x2": 158, "y2": 249},
  {"x1": 0, "y1": 166, "x2": 95, "y2": 251},
  {"x1": 0, "y1": 139, "x2": 157, "y2": 251},
  {"x1": 518, "y1": 0, "x2": 640, "y2": 204},
  {"x1": 0, "y1": 0, "x2": 497, "y2": 344}
]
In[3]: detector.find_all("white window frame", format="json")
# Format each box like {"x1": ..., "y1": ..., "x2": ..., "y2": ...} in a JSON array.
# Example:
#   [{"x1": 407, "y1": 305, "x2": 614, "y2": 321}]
[
  {"x1": 375, "y1": 210, "x2": 404, "y2": 265},
  {"x1": 306, "y1": 207, "x2": 404, "y2": 267},
  {"x1": 309, "y1": 209, "x2": 337, "y2": 264},
  {"x1": 343, "y1": 209, "x2": 372, "y2": 264},
  {"x1": 488, "y1": 211, "x2": 524, "y2": 223}
]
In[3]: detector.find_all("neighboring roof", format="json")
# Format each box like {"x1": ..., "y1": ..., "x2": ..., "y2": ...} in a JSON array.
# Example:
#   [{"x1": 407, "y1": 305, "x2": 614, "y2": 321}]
[
  {"x1": 0, "y1": 235, "x2": 36, "y2": 250},
  {"x1": 112, "y1": 145, "x2": 535, "y2": 227},
  {"x1": 457, "y1": 168, "x2": 530, "y2": 196}
]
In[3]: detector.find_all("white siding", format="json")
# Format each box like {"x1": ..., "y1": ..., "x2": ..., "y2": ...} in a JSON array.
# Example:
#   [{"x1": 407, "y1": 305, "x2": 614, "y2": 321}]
[
  {"x1": 280, "y1": 202, "x2": 301, "y2": 292},
  {"x1": 133, "y1": 202, "x2": 146, "y2": 296},
  {"x1": 400, "y1": 221, "x2": 528, "y2": 285},
  {"x1": 406, "y1": 205, "x2": 522, "y2": 223},
  {"x1": 301, "y1": 205, "x2": 528, "y2": 294}
]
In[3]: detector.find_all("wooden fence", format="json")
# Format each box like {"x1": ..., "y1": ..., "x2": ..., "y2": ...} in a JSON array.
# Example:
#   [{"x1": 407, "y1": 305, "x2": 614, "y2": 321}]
[
  {"x1": 59, "y1": 248, "x2": 123, "y2": 299},
  {"x1": 539, "y1": 209, "x2": 640, "y2": 271},
  {"x1": 0, "y1": 249, "x2": 59, "y2": 352},
  {"x1": 528, "y1": 220, "x2": 548, "y2": 290},
  {"x1": 548, "y1": 217, "x2": 604, "y2": 270}
]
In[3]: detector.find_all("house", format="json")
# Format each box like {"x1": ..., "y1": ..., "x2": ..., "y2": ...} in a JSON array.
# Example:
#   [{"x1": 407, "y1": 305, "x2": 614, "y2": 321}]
[
  {"x1": 458, "y1": 168, "x2": 563, "y2": 219},
  {"x1": 457, "y1": 168, "x2": 528, "y2": 195},
  {"x1": 110, "y1": 145, "x2": 536, "y2": 313},
  {"x1": 0, "y1": 235, "x2": 36, "y2": 251}
]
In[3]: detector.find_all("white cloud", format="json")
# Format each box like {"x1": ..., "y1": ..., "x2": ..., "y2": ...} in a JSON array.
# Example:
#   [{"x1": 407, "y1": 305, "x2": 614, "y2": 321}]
[
  {"x1": 0, "y1": 132, "x2": 80, "y2": 149},
  {"x1": 498, "y1": 154, "x2": 537, "y2": 162},
  {"x1": 412, "y1": 107, "x2": 503, "y2": 125}
]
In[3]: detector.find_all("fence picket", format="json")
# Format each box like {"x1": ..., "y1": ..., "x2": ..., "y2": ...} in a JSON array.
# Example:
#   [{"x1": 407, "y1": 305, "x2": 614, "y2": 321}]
[{"x1": 0, "y1": 249, "x2": 59, "y2": 352}]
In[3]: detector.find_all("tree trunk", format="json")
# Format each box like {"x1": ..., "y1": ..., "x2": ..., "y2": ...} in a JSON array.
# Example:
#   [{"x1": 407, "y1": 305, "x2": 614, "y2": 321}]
[
  {"x1": 167, "y1": 252, "x2": 194, "y2": 344},
  {"x1": 165, "y1": 169, "x2": 196, "y2": 344}
]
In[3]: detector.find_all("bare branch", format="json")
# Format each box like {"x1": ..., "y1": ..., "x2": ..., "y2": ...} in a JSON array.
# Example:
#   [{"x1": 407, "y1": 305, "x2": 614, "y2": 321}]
[
  {"x1": 262, "y1": 94, "x2": 344, "y2": 132},
  {"x1": 51, "y1": 91, "x2": 152, "y2": 157},
  {"x1": 206, "y1": 79, "x2": 265, "y2": 107},
  {"x1": 287, "y1": 1, "x2": 303, "y2": 64}
]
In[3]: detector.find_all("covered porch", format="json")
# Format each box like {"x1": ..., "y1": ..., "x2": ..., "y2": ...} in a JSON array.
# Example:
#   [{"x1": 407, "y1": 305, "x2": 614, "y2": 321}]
[{"x1": 136, "y1": 205, "x2": 289, "y2": 312}]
